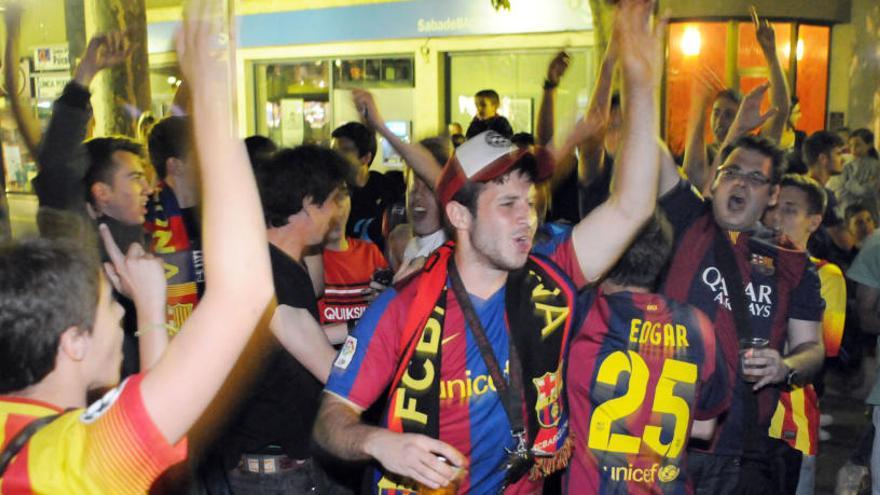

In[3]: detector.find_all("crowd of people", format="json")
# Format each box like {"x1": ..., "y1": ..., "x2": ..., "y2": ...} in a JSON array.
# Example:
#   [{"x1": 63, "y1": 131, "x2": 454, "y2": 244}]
[{"x1": 0, "y1": 0, "x2": 878, "y2": 494}]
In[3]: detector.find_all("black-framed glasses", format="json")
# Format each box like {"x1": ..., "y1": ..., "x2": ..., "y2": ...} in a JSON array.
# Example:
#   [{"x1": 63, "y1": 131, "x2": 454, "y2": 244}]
[{"x1": 717, "y1": 167, "x2": 771, "y2": 187}]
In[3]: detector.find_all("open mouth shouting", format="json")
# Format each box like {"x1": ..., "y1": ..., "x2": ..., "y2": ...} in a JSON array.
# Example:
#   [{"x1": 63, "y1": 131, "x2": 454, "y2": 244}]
[{"x1": 727, "y1": 190, "x2": 747, "y2": 213}]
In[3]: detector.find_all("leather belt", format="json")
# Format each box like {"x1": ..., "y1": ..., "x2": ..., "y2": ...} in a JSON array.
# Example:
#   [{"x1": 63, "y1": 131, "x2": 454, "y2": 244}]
[{"x1": 237, "y1": 454, "x2": 308, "y2": 475}]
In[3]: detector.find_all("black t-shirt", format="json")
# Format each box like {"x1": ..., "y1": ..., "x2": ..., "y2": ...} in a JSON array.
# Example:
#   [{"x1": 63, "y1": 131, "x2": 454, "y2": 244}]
[
  {"x1": 220, "y1": 244, "x2": 324, "y2": 465},
  {"x1": 578, "y1": 153, "x2": 614, "y2": 218},
  {"x1": 808, "y1": 188, "x2": 847, "y2": 263},
  {"x1": 348, "y1": 171, "x2": 401, "y2": 252},
  {"x1": 465, "y1": 115, "x2": 514, "y2": 139}
]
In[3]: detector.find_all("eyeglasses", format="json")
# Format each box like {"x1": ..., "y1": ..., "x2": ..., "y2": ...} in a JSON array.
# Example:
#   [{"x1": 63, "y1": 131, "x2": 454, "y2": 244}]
[{"x1": 717, "y1": 167, "x2": 771, "y2": 187}]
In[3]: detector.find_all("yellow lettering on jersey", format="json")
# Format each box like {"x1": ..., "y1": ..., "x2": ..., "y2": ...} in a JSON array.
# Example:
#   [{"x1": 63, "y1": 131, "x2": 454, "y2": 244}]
[
  {"x1": 415, "y1": 314, "x2": 442, "y2": 355},
  {"x1": 392, "y1": 388, "x2": 428, "y2": 425},
  {"x1": 536, "y1": 302, "x2": 569, "y2": 338},
  {"x1": 629, "y1": 318, "x2": 690, "y2": 348},
  {"x1": 676, "y1": 325, "x2": 690, "y2": 348},
  {"x1": 377, "y1": 474, "x2": 417, "y2": 493},
  {"x1": 152, "y1": 221, "x2": 175, "y2": 254},
  {"x1": 401, "y1": 360, "x2": 435, "y2": 391},
  {"x1": 532, "y1": 283, "x2": 561, "y2": 300},
  {"x1": 163, "y1": 262, "x2": 180, "y2": 280}
]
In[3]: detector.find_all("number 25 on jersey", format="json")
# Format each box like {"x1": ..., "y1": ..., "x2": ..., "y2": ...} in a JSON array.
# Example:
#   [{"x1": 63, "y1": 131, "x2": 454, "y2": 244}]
[{"x1": 588, "y1": 350, "x2": 697, "y2": 459}]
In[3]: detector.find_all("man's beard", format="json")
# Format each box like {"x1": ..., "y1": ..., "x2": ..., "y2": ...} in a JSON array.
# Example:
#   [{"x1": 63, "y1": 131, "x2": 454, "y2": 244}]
[{"x1": 469, "y1": 222, "x2": 528, "y2": 272}]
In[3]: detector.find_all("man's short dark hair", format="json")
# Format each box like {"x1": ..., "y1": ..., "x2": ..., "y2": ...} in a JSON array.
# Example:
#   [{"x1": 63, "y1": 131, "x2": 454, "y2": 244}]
[
  {"x1": 419, "y1": 136, "x2": 453, "y2": 167},
  {"x1": 511, "y1": 132, "x2": 535, "y2": 149},
  {"x1": 148, "y1": 116, "x2": 192, "y2": 180},
  {"x1": 331, "y1": 122, "x2": 377, "y2": 166},
  {"x1": 256, "y1": 144, "x2": 348, "y2": 228},
  {"x1": 450, "y1": 156, "x2": 538, "y2": 219},
  {"x1": 475, "y1": 89, "x2": 500, "y2": 106},
  {"x1": 802, "y1": 131, "x2": 844, "y2": 167},
  {"x1": 245, "y1": 134, "x2": 278, "y2": 168},
  {"x1": 779, "y1": 173, "x2": 827, "y2": 216},
  {"x1": 83, "y1": 137, "x2": 144, "y2": 203},
  {"x1": 605, "y1": 210, "x2": 673, "y2": 289},
  {"x1": 714, "y1": 88, "x2": 742, "y2": 105},
  {"x1": 719, "y1": 135, "x2": 785, "y2": 184},
  {"x1": 0, "y1": 239, "x2": 100, "y2": 393},
  {"x1": 845, "y1": 203, "x2": 875, "y2": 223}
]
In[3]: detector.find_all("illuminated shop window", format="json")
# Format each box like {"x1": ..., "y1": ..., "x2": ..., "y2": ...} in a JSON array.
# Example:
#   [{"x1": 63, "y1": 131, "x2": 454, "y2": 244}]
[{"x1": 664, "y1": 20, "x2": 830, "y2": 157}]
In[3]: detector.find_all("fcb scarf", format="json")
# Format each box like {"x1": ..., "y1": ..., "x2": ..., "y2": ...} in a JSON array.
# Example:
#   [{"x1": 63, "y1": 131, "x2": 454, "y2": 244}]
[
  {"x1": 143, "y1": 182, "x2": 202, "y2": 334},
  {"x1": 381, "y1": 243, "x2": 575, "y2": 490}
]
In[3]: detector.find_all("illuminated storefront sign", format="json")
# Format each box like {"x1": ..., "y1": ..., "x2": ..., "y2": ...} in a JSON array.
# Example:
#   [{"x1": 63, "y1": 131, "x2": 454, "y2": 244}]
[{"x1": 148, "y1": 0, "x2": 592, "y2": 53}]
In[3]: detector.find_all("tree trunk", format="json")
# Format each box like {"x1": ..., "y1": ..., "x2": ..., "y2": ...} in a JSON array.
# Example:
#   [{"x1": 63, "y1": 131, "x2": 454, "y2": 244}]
[{"x1": 83, "y1": 0, "x2": 151, "y2": 137}]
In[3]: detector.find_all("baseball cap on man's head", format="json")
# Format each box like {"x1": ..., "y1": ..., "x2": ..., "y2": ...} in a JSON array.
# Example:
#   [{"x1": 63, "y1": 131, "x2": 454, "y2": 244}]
[{"x1": 435, "y1": 130, "x2": 555, "y2": 207}]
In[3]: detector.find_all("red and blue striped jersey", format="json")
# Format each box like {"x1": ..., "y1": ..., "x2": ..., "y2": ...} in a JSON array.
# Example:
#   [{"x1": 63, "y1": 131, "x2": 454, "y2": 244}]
[
  {"x1": 325, "y1": 233, "x2": 582, "y2": 494},
  {"x1": 565, "y1": 290, "x2": 731, "y2": 494},
  {"x1": 659, "y1": 181, "x2": 824, "y2": 457}
]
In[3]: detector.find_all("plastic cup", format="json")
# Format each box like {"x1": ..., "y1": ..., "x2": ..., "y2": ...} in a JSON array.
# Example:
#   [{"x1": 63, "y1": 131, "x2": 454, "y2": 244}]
[{"x1": 739, "y1": 337, "x2": 770, "y2": 382}]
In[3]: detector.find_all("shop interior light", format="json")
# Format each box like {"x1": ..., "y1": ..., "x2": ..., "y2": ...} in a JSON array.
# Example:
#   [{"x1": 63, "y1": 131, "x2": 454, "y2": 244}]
[
  {"x1": 681, "y1": 26, "x2": 701, "y2": 56},
  {"x1": 796, "y1": 39, "x2": 804, "y2": 60},
  {"x1": 167, "y1": 76, "x2": 177, "y2": 85}
]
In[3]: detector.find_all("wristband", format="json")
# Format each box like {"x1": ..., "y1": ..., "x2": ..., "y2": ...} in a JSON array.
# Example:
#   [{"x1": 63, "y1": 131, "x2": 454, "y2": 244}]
[
  {"x1": 784, "y1": 366, "x2": 799, "y2": 387},
  {"x1": 543, "y1": 79, "x2": 558, "y2": 90},
  {"x1": 135, "y1": 323, "x2": 176, "y2": 337}
]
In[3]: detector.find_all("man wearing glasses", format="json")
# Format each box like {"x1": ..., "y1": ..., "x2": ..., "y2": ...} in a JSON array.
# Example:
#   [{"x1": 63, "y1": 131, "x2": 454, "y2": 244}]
[{"x1": 656, "y1": 134, "x2": 825, "y2": 494}]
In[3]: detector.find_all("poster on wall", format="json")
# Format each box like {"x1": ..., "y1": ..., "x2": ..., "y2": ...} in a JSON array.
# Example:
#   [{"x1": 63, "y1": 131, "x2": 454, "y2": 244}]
[
  {"x1": 1, "y1": 106, "x2": 37, "y2": 194},
  {"x1": 34, "y1": 73, "x2": 69, "y2": 102},
  {"x1": 279, "y1": 98, "x2": 304, "y2": 147},
  {"x1": 33, "y1": 44, "x2": 70, "y2": 72}
]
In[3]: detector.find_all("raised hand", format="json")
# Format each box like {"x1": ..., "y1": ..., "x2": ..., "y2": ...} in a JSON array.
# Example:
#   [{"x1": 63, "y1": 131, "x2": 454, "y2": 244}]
[
  {"x1": 751, "y1": 6, "x2": 776, "y2": 57},
  {"x1": 74, "y1": 31, "x2": 131, "y2": 87},
  {"x1": 545, "y1": 51, "x2": 571, "y2": 88},
  {"x1": 352, "y1": 88, "x2": 385, "y2": 131},
  {"x1": 176, "y1": 0, "x2": 230, "y2": 96},
  {"x1": 614, "y1": 0, "x2": 666, "y2": 86},
  {"x1": 99, "y1": 223, "x2": 165, "y2": 315},
  {"x1": 728, "y1": 82, "x2": 778, "y2": 138}
]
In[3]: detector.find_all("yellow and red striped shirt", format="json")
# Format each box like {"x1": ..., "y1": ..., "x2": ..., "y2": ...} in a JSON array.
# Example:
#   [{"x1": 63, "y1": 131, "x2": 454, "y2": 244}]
[
  {"x1": 0, "y1": 374, "x2": 187, "y2": 494},
  {"x1": 768, "y1": 258, "x2": 846, "y2": 455}
]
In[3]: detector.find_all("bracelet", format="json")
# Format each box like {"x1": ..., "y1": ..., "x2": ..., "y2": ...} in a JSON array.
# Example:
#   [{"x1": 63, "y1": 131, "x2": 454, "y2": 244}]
[
  {"x1": 135, "y1": 323, "x2": 176, "y2": 337},
  {"x1": 543, "y1": 79, "x2": 558, "y2": 90}
]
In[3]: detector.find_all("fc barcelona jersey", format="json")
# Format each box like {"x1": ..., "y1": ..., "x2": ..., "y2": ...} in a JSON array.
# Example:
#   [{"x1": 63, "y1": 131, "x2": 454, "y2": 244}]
[
  {"x1": 565, "y1": 290, "x2": 731, "y2": 494},
  {"x1": 0, "y1": 374, "x2": 186, "y2": 494},
  {"x1": 325, "y1": 232, "x2": 583, "y2": 494},
  {"x1": 658, "y1": 181, "x2": 824, "y2": 456},
  {"x1": 768, "y1": 257, "x2": 846, "y2": 456}
]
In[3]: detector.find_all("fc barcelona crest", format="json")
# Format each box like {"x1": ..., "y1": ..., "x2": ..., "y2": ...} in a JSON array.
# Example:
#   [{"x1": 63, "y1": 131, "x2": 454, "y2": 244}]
[
  {"x1": 533, "y1": 367, "x2": 563, "y2": 428},
  {"x1": 167, "y1": 303, "x2": 193, "y2": 335},
  {"x1": 750, "y1": 253, "x2": 775, "y2": 276}
]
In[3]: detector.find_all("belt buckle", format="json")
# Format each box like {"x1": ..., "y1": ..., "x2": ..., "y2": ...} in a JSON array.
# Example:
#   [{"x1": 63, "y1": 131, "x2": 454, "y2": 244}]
[{"x1": 263, "y1": 457, "x2": 279, "y2": 474}]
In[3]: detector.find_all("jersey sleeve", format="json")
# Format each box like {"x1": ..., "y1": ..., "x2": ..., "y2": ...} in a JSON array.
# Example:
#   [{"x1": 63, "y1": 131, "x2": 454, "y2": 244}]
[
  {"x1": 27, "y1": 374, "x2": 187, "y2": 494},
  {"x1": 325, "y1": 287, "x2": 404, "y2": 409},
  {"x1": 693, "y1": 308, "x2": 733, "y2": 420},
  {"x1": 848, "y1": 238, "x2": 880, "y2": 289},
  {"x1": 539, "y1": 227, "x2": 587, "y2": 289},
  {"x1": 658, "y1": 179, "x2": 707, "y2": 241},
  {"x1": 788, "y1": 262, "x2": 825, "y2": 322},
  {"x1": 369, "y1": 242, "x2": 390, "y2": 270},
  {"x1": 819, "y1": 262, "x2": 846, "y2": 357}
]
